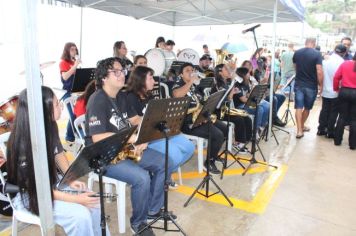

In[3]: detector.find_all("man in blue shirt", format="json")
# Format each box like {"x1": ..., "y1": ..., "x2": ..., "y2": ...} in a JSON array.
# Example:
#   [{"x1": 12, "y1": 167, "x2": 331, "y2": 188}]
[{"x1": 293, "y1": 38, "x2": 324, "y2": 138}]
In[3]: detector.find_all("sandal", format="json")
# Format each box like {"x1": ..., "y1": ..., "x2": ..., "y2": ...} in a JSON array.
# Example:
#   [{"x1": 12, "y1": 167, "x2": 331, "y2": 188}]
[
  {"x1": 296, "y1": 134, "x2": 304, "y2": 139},
  {"x1": 303, "y1": 126, "x2": 310, "y2": 132}
]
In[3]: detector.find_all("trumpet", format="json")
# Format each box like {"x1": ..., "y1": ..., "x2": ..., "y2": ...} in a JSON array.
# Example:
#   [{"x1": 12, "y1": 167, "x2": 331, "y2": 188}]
[
  {"x1": 220, "y1": 105, "x2": 249, "y2": 119},
  {"x1": 111, "y1": 144, "x2": 141, "y2": 164}
]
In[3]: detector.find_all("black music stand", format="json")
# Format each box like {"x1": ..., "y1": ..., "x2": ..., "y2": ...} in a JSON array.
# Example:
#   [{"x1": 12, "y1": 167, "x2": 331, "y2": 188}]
[
  {"x1": 281, "y1": 75, "x2": 296, "y2": 125},
  {"x1": 216, "y1": 87, "x2": 246, "y2": 180},
  {"x1": 135, "y1": 97, "x2": 190, "y2": 236},
  {"x1": 58, "y1": 127, "x2": 137, "y2": 236},
  {"x1": 71, "y1": 68, "x2": 96, "y2": 93},
  {"x1": 238, "y1": 85, "x2": 278, "y2": 176},
  {"x1": 184, "y1": 90, "x2": 233, "y2": 207}
]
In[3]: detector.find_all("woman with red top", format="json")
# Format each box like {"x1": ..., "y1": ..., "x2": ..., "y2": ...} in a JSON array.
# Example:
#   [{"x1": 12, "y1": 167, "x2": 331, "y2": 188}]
[
  {"x1": 73, "y1": 80, "x2": 96, "y2": 117},
  {"x1": 59, "y1": 42, "x2": 81, "y2": 143},
  {"x1": 333, "y1": 52, "x2": 356, "y2": 149}
]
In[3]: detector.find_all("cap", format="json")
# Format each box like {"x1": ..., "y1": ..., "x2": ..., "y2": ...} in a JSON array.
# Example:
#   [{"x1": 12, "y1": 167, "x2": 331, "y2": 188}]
[
  {"x1": 334, "y1": 44, "x2": 347, "y2": 54},
  {"x1": 203, "y1": 44, "x2": 208, "y2": 48},
  {"x1": 200, "y1": 54, "x2": 212, "y2": 61}
]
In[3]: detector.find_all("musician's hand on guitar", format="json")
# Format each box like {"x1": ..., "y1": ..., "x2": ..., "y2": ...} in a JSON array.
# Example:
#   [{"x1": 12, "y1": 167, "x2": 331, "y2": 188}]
[
  {"x1": 77, "y1": 192, "x2": 100, "y2": 208},
  {"x1": 69, "y1": 180, "x2": 87, "y2": 191}
]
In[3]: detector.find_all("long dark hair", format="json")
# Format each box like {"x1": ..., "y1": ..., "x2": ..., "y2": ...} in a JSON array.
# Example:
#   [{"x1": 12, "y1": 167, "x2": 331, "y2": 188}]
[
  {"x1": 6, "y1": 86, "x2": 58, "y2": 215},
  {"x1": 61, "y1": 42, "x2": 78, "y2": 61},
  {"x1": 353, "y1": 52, "x2": 356, "y2": 72},
  {"x1": 241, "y1": 60, "x2": 253, "y2": 76},
  {"x1": 78, "y1": 80, "x2": 96, "y2": 106},
  {"x1": 113, "y1": 41, "x2": 125, "y2": 57},
  {"x1": 214, "y1": 64, "x2": 226, "y2": 89},
  {"x1": 127, "y1": 66, "x2": 155, "y2": 99}
]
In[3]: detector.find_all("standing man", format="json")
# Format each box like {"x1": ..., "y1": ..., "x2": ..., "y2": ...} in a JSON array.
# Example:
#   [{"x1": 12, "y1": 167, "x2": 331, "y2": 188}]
[
  {"x1": 293, "y1": 38, "x2": 324, "y2": 138},
  {"x1": 317, "y1": 44, "x2": 347, "y2": 137},
  {"x1": 341, "y1": 37, "x2": 353, "y2": 60}
]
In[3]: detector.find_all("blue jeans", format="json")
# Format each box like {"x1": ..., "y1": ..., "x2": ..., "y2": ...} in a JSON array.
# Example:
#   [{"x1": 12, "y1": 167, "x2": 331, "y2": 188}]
[
  {"x1": 104, "y1": 148, "x2": 165, "y2": 227},
  {"x1": 61, "y1": 92, "x2": 76, "y2": 142},
  {"x1": 13, "y1": 193, "x2": 110, "y2": 236},
  {"x1": 265, "y1": 94, "x2": 286, "y2": 116},
  {"x1": 148, "y1": 134, "x2": 195, "y2": 174},
  {"x1": 294, "y1": 86, "x2": 317, "y2": 110},
  {"x1": 240, "y1": 100, "x2": 270, "y2": 129}
]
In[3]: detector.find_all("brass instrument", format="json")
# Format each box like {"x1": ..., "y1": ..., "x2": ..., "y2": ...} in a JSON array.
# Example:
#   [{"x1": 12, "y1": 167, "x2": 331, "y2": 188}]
[
  {"x1": 111, "y1": 144, "x2": 141, "y2": 164},
  {"x1": 215, "y1": 49, "x2": 228, "y2": 65},
  {"x1": 187, "y1": 100, "x2": 203, "y2": 124},
  {"x1": 220, "y1": 105, "x2": 249, "y2": 119}
]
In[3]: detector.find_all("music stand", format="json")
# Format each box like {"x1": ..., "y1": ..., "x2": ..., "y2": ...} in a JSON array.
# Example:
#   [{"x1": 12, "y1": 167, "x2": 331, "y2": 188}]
[
  {"x1": 71, "y1": 68, "x2": 96, "y2": 93},
  {"x1": 58, "y1": 126, "x2": 137, "y2": 236},
  {"x1": 216, "y1": 86, "x2": 245, "y2": 180},
  {"x1": 184, "y1": 90, "x2": 234, "y2": 208},
  {"x1": 238, "y1": 85, "x2": 278, "y2": 176},
  {"x1": 170, "y1": 61, "x2": 186, "y2": 76},
  {"x1": 135, "y1": 97, "x2": 190, "y2": 236},
  {"x1": 281, "y1": 75, "x2": 296, "y2": 125}
]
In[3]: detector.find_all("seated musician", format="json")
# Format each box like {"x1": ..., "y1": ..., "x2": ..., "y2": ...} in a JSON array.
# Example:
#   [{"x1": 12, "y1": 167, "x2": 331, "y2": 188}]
[
  {"x1": 242, "y1": 60, "x2": 286, "y2": 127},
  {"x1": 212, "y1": 64, "x2": 252, "y2": 153},
  {"x1": 7, "y1": 86, "x2": 108, "y2": 236},
  {"x1": 133, "y1": 55, "x2": 148, "y2": 68},
  {"x1": 73, "y1": 80, "x2": 96, "y2": 118},
  {"x1": 233, "y1": 67, "x2": 270, "y2": 137},
  {"x1": 126, "y1": 66, "x2": 195, "y2": 188},
  {"x1": 198, "y1": 55, "x2": 214, "y2": 77},
  {"x1": 85, "y1": 57, "x2": 174, "y2": 236},
  {"x1": 172, "y1": 62, "x2": 227, "y2": 174},
  {"x1": 113, "y1": 41, "x2": 133, "y2": 83}
]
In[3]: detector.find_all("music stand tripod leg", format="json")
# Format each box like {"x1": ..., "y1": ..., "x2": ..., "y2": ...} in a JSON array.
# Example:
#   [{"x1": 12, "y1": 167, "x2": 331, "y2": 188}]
[
  {"x1": 139, "y1": 123, "x2": 186, "y2": 235},
  {"x1": 219, "y1": 103, "x2": 245, "y2": 180},
  {"x1": 184, "y1": 118, "x2": 233, "y2": 207}
]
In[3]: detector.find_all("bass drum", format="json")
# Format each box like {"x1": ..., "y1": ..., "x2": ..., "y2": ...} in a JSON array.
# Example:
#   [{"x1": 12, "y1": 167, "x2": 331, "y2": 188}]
[
  {"x1": 144, "y1": 48, "x2": 176, "y2": 76},
  {"x1": 177, "y1": 48, "x2": 200, "y2": 65}
]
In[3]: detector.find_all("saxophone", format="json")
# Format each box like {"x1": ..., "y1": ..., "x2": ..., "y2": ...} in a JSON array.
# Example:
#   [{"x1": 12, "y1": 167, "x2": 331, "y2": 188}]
[
  {"x1": 187, "y1": 93, "x2": 203, "y2": 124},
  {"x1": 111, "y1": 144, "x2": 141, "y2": 164}
]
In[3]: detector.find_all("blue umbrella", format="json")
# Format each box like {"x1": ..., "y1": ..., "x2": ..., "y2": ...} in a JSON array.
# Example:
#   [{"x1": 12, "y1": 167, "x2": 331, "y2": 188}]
[{"x1": 221, "y1": 42, "x2": 248, "y2": 54}]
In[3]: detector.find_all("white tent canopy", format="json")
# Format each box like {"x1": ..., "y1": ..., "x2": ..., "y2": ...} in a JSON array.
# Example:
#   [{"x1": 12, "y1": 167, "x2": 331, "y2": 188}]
[{"x1": 63, "y1": 0, "x2": 304, "y2": 26}]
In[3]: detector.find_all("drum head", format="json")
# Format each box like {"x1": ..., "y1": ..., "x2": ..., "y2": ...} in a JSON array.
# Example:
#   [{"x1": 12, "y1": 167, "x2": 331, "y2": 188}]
[
  {"x1": 162, "y1": 50, "x2": 176, "y2": 75},
  {"x1": 145, "y1": 49, "x2": 165, "y2": 76},
  {"x1": 177, "y1": 48, "x2": 200, "y2": 65}
]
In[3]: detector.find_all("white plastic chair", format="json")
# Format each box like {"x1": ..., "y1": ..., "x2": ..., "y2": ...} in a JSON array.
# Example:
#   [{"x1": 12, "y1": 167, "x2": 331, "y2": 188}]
[
  {"x1": 62, "y1": 95, "x2": 82, "y2": 151},
  {"x1": 0, "y1": 132, "x2": 43, "y2": 236},
  {"x1": 183, "y1": 134, "x2": 206, "y2": 173},
  {"x1": 73, "y1": 115, "x2": 127, "y2": 234}
]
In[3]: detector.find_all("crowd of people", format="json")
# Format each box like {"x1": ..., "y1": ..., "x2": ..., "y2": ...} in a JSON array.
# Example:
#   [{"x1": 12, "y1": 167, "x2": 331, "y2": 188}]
[{"x1": 0, "y1": 35, "x2": 354, "y2": 236}]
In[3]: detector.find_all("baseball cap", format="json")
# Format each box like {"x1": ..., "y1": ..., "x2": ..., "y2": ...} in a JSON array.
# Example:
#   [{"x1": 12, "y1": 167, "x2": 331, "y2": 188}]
[{"x1": 335, "y1": 44, "x2": 347, "y2": 54}]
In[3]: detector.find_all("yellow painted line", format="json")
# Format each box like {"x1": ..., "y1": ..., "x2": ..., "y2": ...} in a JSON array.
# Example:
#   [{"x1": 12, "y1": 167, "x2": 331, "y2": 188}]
[
  {"x1": 0, "y1": 227, "x2": 11, "y2": 236},
  {"x1": 57, "y1": 120, "x2": 67, "y2": 129},
  {"x1": 172, "y1": 164, "x2": 288, "y2": 214}
]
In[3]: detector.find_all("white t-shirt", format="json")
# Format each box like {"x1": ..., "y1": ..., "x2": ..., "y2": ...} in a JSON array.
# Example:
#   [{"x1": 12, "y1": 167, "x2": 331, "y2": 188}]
[{"x1": 322, "y1": 53, "x2": 344, "y2": 98}]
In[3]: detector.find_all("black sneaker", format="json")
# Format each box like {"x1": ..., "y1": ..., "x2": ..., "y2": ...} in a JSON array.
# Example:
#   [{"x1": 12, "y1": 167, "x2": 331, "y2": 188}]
[
  {"x1": 147, "y1": 209, "x2": 177, "y2": 223},
  {"x1": 325, "y1": 133, "x2": 334, "y2": 139},
  {"x1": 215, "y1": 156, "x2": 225, "y2": 163},
  {"x1": 273, "y1": 117, "x2": 286, "y2": 127},
  {"x1": 168, "y1": 181, "x2": 178, "y2": 190},
  {"x1": 131, "y1": 222, "x2": 155, "y2": 236},
  {"x1": 317, "y1": 130, "x2": 327, "y2": 136},
  {"x1": 203, "y1": 161, "x2": 221, "y2": 174},
  {"x1": 238, "y1": 147, "x2": 249, "y2": 154}
]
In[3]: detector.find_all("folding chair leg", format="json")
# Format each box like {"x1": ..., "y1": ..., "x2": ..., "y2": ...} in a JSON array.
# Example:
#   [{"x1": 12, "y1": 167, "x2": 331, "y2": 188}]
[
  {"x1": 177, "y1": 167, "x2": 183, "y2": 185},
  {"x1": 116, "y1": 183, "x2": 126, "y2": 234},
  {"x1": 197, "y1": 138, "x2": 204, "y2": 173}
]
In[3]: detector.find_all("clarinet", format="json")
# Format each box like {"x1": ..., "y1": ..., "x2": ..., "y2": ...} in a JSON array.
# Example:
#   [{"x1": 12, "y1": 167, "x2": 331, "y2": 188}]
[{"x1": 59, "y1": 189, "x2": 117, "y2": 200}]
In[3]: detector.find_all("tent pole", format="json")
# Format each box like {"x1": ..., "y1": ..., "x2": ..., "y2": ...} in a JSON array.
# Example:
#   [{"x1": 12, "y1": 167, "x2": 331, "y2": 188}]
[
  {"x1": 21, "y1": 0, "x2": 55, "y2": 234},
  {"x1": 268, "y1": 0, "x2": 278, "y2": 142},
  {"x1": 79, "y1": 1, "x2": 83, "y2": 59}
]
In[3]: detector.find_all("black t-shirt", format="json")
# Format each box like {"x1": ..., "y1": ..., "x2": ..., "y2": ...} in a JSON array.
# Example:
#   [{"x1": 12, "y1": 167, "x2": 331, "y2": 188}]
[
  {"x1": 293, "y1": 47, "x2": 322, "y2": 89},
  {"x1": 172, "y1": 77, "x2": 202, "y2": 125},
  {"x1": 127, "y1": 92, "x2": 149, "y2": 116},
  {"x1": 85, "y1": 89, "x2": 137, "y2": 143},
  {"x1": 233, "y1": 82, "x2": 250, "y2": 108}
]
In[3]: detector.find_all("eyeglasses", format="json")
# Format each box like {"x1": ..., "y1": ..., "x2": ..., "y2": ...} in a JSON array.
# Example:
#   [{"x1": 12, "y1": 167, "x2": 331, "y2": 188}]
[{"x1": 108, "y1": 69, "x2": 127, "y2": 77}]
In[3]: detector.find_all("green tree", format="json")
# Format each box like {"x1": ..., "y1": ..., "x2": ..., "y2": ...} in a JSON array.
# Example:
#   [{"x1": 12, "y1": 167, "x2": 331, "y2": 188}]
[{"x1": 306, "y1": 0, "x2": 356, "y2": 38}]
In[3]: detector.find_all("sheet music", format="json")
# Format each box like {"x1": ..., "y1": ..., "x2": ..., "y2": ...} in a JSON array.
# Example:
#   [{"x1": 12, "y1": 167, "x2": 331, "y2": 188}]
[
  {"x1": 216, "y1": 77, "x2": 240, "y2": 109},
  {"x1": 281, "y1": 75, "x2": 295, "y2": 91}
]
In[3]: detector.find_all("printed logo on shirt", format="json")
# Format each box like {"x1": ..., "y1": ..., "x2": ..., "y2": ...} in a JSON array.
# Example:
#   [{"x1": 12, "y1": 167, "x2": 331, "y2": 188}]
[
  {"x1": 89, "y1": 116, "x2": 101, "y2": 127},
  {"x1": 109, "y1": 109, "x2": 128, "y2": 130}
]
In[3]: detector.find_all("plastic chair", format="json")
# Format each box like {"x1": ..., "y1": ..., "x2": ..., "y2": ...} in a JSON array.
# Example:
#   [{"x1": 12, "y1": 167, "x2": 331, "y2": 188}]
[
  {"x1": 0, "y1": 132, "x2": 43, "y2": 236},
  {"x1": 73, "y1": 115, "x2": 127, "y2": 234},
  {"x1": 183, "y1": 134, "x2": 206, "y2": 173}
]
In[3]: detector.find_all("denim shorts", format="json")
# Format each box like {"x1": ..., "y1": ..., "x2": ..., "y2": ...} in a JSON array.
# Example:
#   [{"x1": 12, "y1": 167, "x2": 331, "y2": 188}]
[{"x1": 294, "y1": 86, "x2": 317, "y2": 110}]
